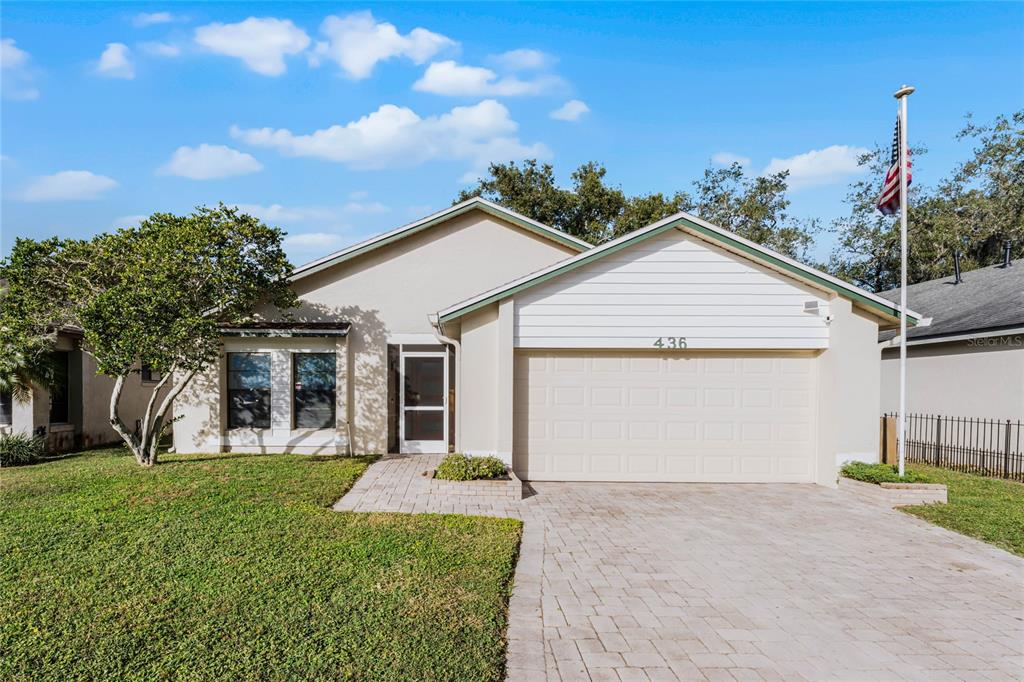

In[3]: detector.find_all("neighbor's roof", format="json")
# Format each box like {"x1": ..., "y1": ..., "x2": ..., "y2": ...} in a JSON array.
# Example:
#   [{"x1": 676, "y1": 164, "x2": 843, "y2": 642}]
[
  {"x1": 438, "y1": 211, "x2": 922, "y2": 326},
  {"x1": 289, "y1": 197, "x2": 591, "y2": 282},
  {"x1": 878, "y1": 262, "x2": 1024, "y2": 344}
]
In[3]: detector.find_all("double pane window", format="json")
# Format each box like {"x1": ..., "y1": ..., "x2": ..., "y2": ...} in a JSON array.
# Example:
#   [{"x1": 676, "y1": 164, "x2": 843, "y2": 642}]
[
  {"x1": 227, "y1": 353, "x2": 271, "y2": 429},
  {"x1": 293, "y1": 353, "x2": 336, "y2": 428},
  {"x1": 0, "y1": 390, "x2": 11, "y2": 425}
]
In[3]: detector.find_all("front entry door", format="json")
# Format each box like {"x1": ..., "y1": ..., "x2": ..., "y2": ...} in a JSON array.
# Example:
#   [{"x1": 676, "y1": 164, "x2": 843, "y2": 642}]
[{"x1": 400, "y1": 350, "x2": 448, "y2": 453}]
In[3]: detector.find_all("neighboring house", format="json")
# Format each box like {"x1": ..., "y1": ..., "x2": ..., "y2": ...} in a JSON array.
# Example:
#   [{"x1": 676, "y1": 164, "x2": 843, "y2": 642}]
[
  {"x1": 0, "y1": 327, "x2": 171, "y2": 452},
  {"x1": 174, "y1": 197, "x2": 918, "y2": 486},
  {"x1": 878, "y1": 260, "x2": 1024, "y2": 420}
]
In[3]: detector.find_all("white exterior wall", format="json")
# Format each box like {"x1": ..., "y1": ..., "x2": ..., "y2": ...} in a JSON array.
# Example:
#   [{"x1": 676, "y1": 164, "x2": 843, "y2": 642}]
[
  {"x1": 880, "y1": 339, "x2": 1024, "y2": 420},
  {"x1": 460, "y1": 306, "x2": 499, "y2": 457},
  {"x1": 815, "y1": 297, "x2": 883, "y2": 484},
  {"x1": 515, "y1": 229, "x2": 830, "y2": 350}
]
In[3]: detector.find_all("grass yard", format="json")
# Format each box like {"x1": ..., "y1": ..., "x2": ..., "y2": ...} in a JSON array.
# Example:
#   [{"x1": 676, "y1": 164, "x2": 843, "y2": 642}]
[
  {"x1": 0, "y1": 448, "x2": 522, "y2": 681},
  {"x1": 901, "y1": 465, "x2": 1024, "y2": 557}
]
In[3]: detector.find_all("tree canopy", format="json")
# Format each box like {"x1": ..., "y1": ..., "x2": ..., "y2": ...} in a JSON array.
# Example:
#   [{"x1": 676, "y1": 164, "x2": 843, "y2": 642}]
[
  {"x1": 0, "y1": 204, "x2": 297, "y2": 466},
  {"x1": 829, "y1": 110, "x2": 1023, "y2": 291},
  {"x1": 457, "y1": 159, "x2": 818, "y2": 260}
]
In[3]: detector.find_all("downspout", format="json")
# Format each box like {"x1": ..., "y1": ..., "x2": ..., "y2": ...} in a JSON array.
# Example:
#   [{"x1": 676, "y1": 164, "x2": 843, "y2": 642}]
[{"x1": 429, "y1": 314, "x2": 461, "y2": 454}]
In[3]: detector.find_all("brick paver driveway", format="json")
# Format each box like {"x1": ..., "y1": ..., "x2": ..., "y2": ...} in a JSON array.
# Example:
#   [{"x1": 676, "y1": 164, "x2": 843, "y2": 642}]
[{"x1": 336, "y1": 456, "x2": 1024, "y2": 681}]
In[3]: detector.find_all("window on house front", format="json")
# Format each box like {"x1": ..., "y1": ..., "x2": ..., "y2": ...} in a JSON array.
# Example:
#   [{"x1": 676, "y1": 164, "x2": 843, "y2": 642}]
[
  {"x1": 227, "y1": 353, "x2": 271, "y2": 429},
  {"x1": 0, "y1": 390, "x2": 12, "y2": 425},
  {"x1": 49, "y1": 351, "x2": 70, "y2": 424},
  {"x1": 141, "y1": 364, "x2": 161, "y2": 383},
  {"x1": 293, "y1": 353, "x2": 336, "y2": 429}
]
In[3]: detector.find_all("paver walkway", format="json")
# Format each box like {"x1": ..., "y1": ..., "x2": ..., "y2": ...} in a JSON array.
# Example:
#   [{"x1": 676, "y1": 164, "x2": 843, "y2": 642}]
[{"x1": 335, "y1": 455, "x2": 1024, "y2": 681}]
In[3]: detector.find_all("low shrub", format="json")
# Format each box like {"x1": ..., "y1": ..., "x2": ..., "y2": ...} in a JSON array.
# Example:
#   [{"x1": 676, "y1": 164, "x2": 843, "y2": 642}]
[
  {"x1": 841, "y1": 461, "x2": 929, "y2": 484},
  {"x1": 0, "y1": 432, "x2": 45, "y2": 467},
  {"x1": 434, "y1": 454, "x2": 507, "y2": 481}
]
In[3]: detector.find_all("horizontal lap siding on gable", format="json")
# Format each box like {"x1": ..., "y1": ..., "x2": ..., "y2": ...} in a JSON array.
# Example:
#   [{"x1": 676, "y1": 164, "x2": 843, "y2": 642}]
[{"x1": 513, "y1": 230, "x2": 831, "y2": 350}]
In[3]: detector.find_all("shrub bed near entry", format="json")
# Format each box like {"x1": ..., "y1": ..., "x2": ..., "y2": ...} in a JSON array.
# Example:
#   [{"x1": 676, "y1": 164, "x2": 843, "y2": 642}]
[
  {"x1": 841, "y1": 461, "x2": 929, "y2": 484},
  {"x1": 0, "y1": 433, "x2": 45, "y2": 467},
  {"x1": 435, "y1": 454, "x2": 507, "y2": 481}
]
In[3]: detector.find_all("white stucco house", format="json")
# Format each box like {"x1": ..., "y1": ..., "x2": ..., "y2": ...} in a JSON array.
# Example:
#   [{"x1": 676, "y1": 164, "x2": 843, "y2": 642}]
[
  {"x1": 879, "y1": 259, "x2": 1023, "y2": 420},
  {"x1": 173, "y1": 198, "x2": 918, "y2": 487}
]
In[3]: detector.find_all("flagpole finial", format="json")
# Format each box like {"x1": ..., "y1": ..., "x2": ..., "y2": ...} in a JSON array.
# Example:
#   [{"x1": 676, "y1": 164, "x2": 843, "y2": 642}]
[{"x1": 894, "y1": 84, "x2": 916, "y2": 99}]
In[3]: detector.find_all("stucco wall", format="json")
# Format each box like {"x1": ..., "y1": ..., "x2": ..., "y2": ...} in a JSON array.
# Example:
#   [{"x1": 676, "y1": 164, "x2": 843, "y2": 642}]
[
  {"x1": 815, "y1": 297, "x2": 882, "y2": 484},
  {"x1": 459, "y1": 305, "x2": 499, "y2": 456},
  {"x1": 5, "y1": 334, "x2": 171, "y2": 452},
  {"x1": 880, "y1": 338, "x2": 1024, "y2": 420},
  {"x1": 172, "y1": 208, "x2": 577, "y2": 455}
]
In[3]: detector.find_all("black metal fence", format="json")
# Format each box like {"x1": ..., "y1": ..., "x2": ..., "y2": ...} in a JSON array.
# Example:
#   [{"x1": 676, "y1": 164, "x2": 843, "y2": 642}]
[{"x1": 883, "y1": 413, "x2": 1023, "y2": 482}]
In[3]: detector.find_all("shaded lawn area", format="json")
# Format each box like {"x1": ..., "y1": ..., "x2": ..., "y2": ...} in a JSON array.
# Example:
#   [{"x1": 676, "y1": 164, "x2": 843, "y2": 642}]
[
  {"x1": 1, "y1": 448, "x2": 522, "y2": 681},
  {"x1": 902, "y1": 465, "x2": 1024, "y2": 557}
]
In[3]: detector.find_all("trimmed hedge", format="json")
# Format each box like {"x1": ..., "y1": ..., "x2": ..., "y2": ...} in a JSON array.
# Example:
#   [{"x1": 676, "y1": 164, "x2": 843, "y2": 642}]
[
  {"x1": 0, "y1": 433, "x2": 44, "y2": 467},
  {"x1": 435, "y1": 454, "x2": 507, "y2": 481},
  {"x1": 841, "y1": 461, "x2": 929, "y2": 484}
]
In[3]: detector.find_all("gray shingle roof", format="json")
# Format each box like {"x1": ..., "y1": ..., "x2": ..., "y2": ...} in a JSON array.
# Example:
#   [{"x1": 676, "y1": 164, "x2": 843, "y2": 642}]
[{"x1": 877, "y1": 262, "x2": 1024, "y2": 342}]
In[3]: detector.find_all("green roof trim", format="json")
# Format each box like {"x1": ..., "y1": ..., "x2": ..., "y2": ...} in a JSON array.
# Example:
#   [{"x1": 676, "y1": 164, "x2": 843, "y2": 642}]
[
  {"x1": 439, "y1": 214, "x2": 920, "y2": 325},
  {"x1": 291, "y1": 199, "x2": 588, "y2": 282}
]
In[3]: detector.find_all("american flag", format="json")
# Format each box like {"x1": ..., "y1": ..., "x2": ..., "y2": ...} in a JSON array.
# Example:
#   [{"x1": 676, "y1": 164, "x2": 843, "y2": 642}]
[{"x1": 876, "y1": 116, "x2": 912, "y2": 215}]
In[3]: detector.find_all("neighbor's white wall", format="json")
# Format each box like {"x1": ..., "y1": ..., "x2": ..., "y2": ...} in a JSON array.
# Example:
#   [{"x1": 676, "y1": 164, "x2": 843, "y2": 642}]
[
  {"x1": 515, "y1": 228, "x2": 831, "y2": 350},
  {"x1": 815, "y1": 297, "x2": 882, "y2": 485},
  {"x1": 880, "y1": 339, "x2": 1024, "y2": 420}
]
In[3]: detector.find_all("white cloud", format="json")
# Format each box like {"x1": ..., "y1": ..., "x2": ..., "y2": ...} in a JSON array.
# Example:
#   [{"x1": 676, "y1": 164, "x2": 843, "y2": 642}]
[
  {"x1": 711, "y1": 151, "x2": 752, "y2": 167},
  {"x1": 159, "y1": 144, "x2": 263, "y2": 180},
  {"x1": 194, "y1": 17, "x2": 310, "y2": 76},
  {"x1": 491, "y1": 48, "x2": 551, "y2": 71},
  {"x1": 310, "y1": 11, "x2": 454, "y2": 79},
  {"x1": 113, "y1": 214, "x2": 148, "y2": 228},
  {"x1": 96, "y1": 43, "x2": 135, "y2": 79},
  {"x1": 762, "y1": 145, "x2": 868, "y2": 189},
  {"x1": 232, "y1": 203, "x2": 340, "y2": 225},
  {"x1": 2, "y1": 39, "x2": 40, "y2": 100},
  {"x1": 550, "y1": 99, "x2": 589, "y2": 122},
  {"x1": 414, "y1": 60, "x2": 561, "y2": 97},
  {"x1": 133, "y1": 12, "x2": 176, "y2": 27},
  {"x1": 231, "y1": 99, "x2": 548, "y2": 178},
  {"x1": 1, "y1": 38, "x2": 29, "y2": 70},
  {"x1": 343, "y1": 201, "x2": 389, "y2": 214},
  {"x1": 20, "y1": 170, "x2": 118, "y2": 201},
  {"x1": 139, "y1": 41, "x2": 181, "y2": 58},
  {"x1": 283, "y1": 232, "x2": 345, "y2": 249}
]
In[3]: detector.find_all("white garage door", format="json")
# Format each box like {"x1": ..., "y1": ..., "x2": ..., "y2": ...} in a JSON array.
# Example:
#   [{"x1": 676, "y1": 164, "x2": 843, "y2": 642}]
[{"x1": 513, "y1": 351, "x2": 817, "y2": 482}]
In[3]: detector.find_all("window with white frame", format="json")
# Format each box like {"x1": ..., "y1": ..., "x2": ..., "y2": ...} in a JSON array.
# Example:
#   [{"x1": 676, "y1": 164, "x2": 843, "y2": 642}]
[
  {"x1": 227, "y1": 352, "x2": 271, "y2": 429},
  {"x1": 293, "y1": 353, "x2": 336, "y2": 429}
]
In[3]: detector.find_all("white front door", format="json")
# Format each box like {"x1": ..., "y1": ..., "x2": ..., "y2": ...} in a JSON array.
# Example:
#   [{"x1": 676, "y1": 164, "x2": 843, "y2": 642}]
[{"x1": 399, "y1": 350, "x2": 448, "y2": 453}]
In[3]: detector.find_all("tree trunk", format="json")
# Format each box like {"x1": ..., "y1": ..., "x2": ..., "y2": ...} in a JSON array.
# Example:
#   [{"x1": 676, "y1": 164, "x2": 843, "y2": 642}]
[{"x1": 110, "y1": 367, "x2": 197, "y2": 467}]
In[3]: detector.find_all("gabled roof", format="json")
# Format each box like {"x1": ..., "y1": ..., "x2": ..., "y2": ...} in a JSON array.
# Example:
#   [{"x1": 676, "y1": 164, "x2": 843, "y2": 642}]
[
  {"x1": 438, "y1": 210, "x2": 922, "y2": 326},
  {"x1": 290, "y1": 197, "x2": 591, "y2": 282},
  {"x1": 878, "y1": 262, "x2": 1024, "y2": 343}
]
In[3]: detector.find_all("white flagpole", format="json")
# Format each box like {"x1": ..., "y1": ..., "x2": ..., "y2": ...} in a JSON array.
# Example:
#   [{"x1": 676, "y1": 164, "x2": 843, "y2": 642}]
[{"x1": 894, "y1": 84, "x2": 915, "y2": 478}]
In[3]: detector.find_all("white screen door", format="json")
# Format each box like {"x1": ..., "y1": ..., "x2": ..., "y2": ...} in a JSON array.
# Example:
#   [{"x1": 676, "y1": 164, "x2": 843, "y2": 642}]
[{"x1": 399, "y1": 350, "x2": 448, "y2": 453}]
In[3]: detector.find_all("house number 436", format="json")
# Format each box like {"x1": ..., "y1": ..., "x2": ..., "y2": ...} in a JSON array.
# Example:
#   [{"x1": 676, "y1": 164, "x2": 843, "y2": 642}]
[{"x1": 653, "y1": 337, "x2": 687, "y2": 349}]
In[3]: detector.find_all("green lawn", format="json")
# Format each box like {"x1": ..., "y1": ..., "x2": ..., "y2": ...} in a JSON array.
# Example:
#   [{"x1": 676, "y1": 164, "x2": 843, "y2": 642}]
[
  {"x1": 901, "y1": 465, "x2": 1024, "y2": 557},
  {"x1": 0, "y1": 448, "x2": 522, "y2": 681}
]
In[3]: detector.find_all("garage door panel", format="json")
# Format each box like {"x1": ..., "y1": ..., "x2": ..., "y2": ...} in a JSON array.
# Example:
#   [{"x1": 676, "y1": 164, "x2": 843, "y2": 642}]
[{"x1": 513, "y1": 351, "x2": 816, "y2": 482}]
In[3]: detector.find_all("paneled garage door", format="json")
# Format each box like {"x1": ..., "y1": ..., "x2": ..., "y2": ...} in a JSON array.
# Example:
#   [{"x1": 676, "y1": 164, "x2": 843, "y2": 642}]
[{"x1": 513, "y1": 351, "x2": 818, "y2": 482}]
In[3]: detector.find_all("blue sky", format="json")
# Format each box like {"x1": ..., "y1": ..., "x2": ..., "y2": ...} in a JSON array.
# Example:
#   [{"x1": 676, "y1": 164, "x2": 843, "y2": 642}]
[{"x1": 2, "y1": 2, "x2": 1021, "y2": 266}]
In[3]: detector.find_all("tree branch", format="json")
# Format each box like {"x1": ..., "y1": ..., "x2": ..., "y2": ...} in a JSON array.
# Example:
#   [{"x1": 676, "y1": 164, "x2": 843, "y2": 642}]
[{"x1": 108, "y1": 374, "x2": 143, "y2": 464}]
